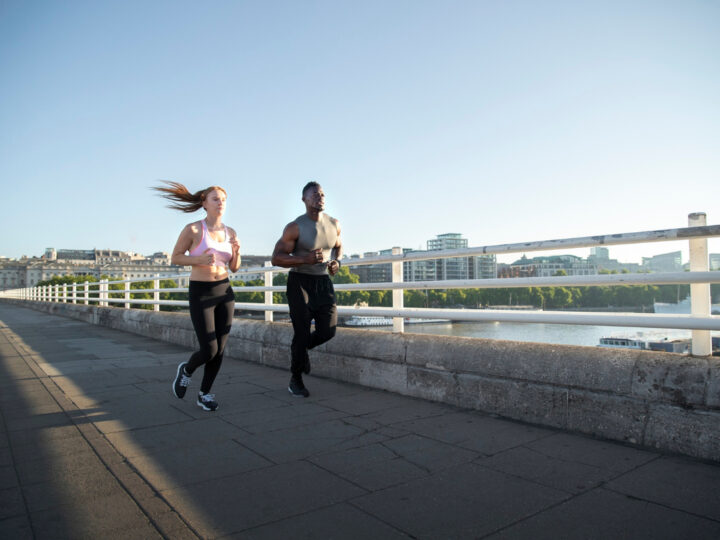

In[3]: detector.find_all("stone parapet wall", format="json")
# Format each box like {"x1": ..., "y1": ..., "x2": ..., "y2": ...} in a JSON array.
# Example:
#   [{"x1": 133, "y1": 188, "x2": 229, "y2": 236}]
[{"x1": 5, "y1": 299, "x2": 719, "y2": 462}]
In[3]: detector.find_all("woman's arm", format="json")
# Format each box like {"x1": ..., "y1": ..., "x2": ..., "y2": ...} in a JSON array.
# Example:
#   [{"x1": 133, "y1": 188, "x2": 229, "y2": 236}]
[
  {"x1": 228, "y1": 227, "x2": 241, "y2": 273},
  {"x1": 170, "y1": 224, "x2": 214, "y2": 266}
]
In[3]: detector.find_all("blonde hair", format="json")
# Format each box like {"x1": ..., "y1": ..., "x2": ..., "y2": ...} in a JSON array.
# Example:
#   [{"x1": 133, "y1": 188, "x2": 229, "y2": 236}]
[{"x1": 153, "y1": 181, "x2": 227, "y2": 213}]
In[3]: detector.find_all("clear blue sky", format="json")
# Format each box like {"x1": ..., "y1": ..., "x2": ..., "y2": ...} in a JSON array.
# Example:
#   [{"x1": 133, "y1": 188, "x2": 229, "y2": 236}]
[{"x1": 1, "y1": 0, "x2": 718, "y2": 265}]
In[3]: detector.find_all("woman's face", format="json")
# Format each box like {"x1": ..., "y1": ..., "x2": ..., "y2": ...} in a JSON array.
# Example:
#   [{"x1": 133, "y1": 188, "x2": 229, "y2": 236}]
[{"x1": 203, "y1": 189, "x2": 227, "y2": 217}]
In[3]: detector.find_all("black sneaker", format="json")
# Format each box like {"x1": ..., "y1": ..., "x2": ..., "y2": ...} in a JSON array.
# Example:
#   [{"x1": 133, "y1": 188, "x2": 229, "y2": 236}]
[
  {"x1": 173, "y1": 362, "x2": 191, "y2": 399},
  {"x1": 288, "y1": 377, "x2": 310, "y2": 398},
  {"x1": 197, "y1": 392, "x2": 218, "y2": 411}
]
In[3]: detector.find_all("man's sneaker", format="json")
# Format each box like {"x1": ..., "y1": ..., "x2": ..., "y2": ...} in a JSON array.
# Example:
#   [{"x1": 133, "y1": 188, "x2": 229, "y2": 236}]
[
  {"x1": 173, "y1": 362, "x2": 191, "y2": 399},
  {"x1": 197, "y1": 392, "x2": 218, "y2": 411},
  {"x1": 288, "y1": 377, "x2": 310, "y2": 398}
]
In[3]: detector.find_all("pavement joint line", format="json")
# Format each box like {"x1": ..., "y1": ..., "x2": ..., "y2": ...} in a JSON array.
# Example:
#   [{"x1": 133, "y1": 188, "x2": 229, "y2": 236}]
[
  {"x1": 472, "y1": 454, "x2": 593, "y2": 497},
  {"x1": 11, "y1": 343, "x2": 202, "y2": 540},
  {"x1": 231, "y1": 436, "x2": 280, "y2": 466},
  {"x1": 600, "y1": 484, "x2": 720, "y2": 525},
  {"x1": 474, "y1": 492, "x2": 576, "y2": 540}
]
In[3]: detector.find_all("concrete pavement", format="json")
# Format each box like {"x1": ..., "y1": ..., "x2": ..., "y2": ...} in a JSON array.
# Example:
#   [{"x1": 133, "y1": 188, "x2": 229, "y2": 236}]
[{"x1": 1, "y1": 303, "x2": 719, "y2": 539}]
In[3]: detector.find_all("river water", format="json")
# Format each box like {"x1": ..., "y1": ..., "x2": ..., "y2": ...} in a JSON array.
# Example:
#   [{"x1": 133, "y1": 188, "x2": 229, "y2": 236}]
[{"x1": 358, "y1": 320, "x2": 702, "y2": 348}]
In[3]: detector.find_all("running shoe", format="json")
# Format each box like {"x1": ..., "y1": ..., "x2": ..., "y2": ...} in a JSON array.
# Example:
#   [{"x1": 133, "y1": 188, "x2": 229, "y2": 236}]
[
  {"x1": 288, "y1": 376, "x2": 310, "y2": 398},
  {"x1": 197, "y1": 392, "x2": 218, "y2": 411},
  {"x1": 173, "y1": 362, "x2": 191, "y2": 399}
]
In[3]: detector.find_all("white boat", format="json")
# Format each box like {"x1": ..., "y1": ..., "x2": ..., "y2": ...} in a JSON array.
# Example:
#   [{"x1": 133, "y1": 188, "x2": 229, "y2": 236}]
[
  {"x1": 345, "y1": 316, "x2": 393, "y2": 327},
  {"x1": 598, "y1": 336, "x2": 648, "y2": 349},
  {"x1": 598, "y1": 333, "x2": 691, "y2": 354},
  {"x1": 344, "y1": 316, "x2": 451, "y2": 327}
]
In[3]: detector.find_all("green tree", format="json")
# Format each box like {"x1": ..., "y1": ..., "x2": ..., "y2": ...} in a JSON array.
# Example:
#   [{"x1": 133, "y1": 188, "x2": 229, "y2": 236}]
[
  {"x1": 233, "y1": 279, "x2": 264, "y2": 303},
  {"x1": 331, "y1": 266, "x2": 370, "y2": 305},
  {"x1": 159, "y1": 279, "x2": 185, "y2": 311},
  {"x1": 368, "y1": 290, "x2": 391, "y2": 306},
  {"x1": 404, "y1": 289, "x2": 427, "y2": 307},
  {"x1": 272, "y1": 273, "x2": 288, "y2": 304}
]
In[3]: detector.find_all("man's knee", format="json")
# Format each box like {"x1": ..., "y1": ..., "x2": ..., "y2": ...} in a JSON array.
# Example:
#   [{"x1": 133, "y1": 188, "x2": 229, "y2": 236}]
[{"x1": 315, "y1": 325, "x2": 336, "y2": 345}]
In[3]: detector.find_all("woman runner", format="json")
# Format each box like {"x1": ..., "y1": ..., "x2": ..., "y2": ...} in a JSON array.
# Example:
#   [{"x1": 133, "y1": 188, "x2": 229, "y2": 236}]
[{"x1": 154, "y1": 181, "x2": 241, "y2": 411}]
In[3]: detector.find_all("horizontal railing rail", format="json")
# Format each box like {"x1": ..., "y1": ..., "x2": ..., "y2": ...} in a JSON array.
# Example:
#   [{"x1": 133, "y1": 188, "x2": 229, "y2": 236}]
[{"x1": 2, "y1": 216, "x2": 718, "y2": 354}]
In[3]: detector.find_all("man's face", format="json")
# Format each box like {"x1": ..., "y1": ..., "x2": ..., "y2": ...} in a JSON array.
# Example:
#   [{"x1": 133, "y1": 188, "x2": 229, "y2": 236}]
[{"x1": 303, "y1": 185, "x2": 325, "y2": 211}]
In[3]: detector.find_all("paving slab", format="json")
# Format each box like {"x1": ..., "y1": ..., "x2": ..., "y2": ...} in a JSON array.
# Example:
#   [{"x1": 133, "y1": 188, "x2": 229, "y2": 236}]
[
  {"x1": 163, "y1": 461, "x2": 367, "y2": 538},
  {"x1": 352, "y1": 462, "x2": 569, "y2": 539},
  {"x1": 237, "y1": 503, "x2": 413, "y2": 539},
  {"x1": 485, "y1": 488, "x2": 720, "y2": 540},
  {"x1": 606, "y1": 456, "x2": 720, "y2": 521}
]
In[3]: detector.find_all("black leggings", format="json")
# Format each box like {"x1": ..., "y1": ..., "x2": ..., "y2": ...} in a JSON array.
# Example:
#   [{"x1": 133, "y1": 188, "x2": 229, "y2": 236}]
[
  {"x1": 185, "y1": 278, "x2": 235, "y2": 393},
  {"x1": 287, "y1": 272, "x2": 337, "y2": 376}
]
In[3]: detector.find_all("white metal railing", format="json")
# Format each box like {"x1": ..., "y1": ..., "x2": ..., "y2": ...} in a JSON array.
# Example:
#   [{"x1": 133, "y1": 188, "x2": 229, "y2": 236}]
[{"x1": 2, "y1": 214, "x2": 719, "y2": 355}]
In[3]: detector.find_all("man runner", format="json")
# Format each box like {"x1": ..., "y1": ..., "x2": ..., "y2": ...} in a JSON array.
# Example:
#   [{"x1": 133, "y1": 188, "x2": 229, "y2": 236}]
[{"x1": 271, "y1": 181, "x2": 342, "y2": 397}]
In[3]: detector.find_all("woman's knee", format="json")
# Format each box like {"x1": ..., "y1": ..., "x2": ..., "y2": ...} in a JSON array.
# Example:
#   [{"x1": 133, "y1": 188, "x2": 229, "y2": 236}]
[{"x1": 201, "y1": 341, "x2": 219, "y2": 361}]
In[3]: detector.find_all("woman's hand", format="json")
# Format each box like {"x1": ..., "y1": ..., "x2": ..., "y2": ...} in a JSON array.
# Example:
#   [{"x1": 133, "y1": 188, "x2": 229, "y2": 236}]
[
  {"x1": 197, "y1": 250, "x2": 217, "y2": 266},
  {"x1": 230, "y1": 235, "x2": 241, "y2": 255}
]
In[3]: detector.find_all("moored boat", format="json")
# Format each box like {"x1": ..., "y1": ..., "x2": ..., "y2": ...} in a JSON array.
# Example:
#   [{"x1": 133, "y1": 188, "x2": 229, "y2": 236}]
[
  {"x1": 344, "y1": 316, "x2": 451, "y2": 327},
  {"x1": 598, "y1": 334, "x2": 691, "y2": 354}
]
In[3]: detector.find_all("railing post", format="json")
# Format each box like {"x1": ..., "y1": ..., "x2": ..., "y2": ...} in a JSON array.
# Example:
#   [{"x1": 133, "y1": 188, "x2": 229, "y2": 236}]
[
  {"x1": 84, "y1": 281, "x2": 89, "y2": 305},
  {"x1": 100, "y1": 279, "x2": 108, "y2": 307},
  {"x1": 392, "y1": 246, "x2": 405, "y2": 333},
  {"x1": 54, "y1": 284, "x2": 59, "y2": 303},
  {"x1": 62, "y1": 283, "x2": 67, "y2": 303},
  {"x1": 71, "y1": 283, "x2": 77, "y2": 304},
  {"x1": 264, "y1": 261, "x2": 274, "y2": 322},
  {"x1": 153, "y1": 275, "x2": 160, "y2": 311},
  {"x1": 688, "y1": 212, "x2": 711, "y2": 356},
  {"x1": 124, "y1": 279, "x2": 131, "y2": 309}
]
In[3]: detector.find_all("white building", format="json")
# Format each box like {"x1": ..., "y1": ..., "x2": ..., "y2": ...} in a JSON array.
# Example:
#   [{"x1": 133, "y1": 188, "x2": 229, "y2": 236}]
[
  {"x1": 510, "y1": 254, "x2": 597, "y2": 277},
  {"x1": 0, "y1": 249, "x2": 190, "y2": 290},
  {"x1": 642, "y1": 251, "x2": 682, "y2": 273},
  {"x1": 350, "y1": 233, "x2": 497, "y2": 283}
]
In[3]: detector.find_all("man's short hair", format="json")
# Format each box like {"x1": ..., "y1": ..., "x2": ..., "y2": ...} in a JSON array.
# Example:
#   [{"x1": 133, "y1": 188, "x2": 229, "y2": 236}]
[{"x1": 302, "y1": 181, "x2": 321, "y2": 197}]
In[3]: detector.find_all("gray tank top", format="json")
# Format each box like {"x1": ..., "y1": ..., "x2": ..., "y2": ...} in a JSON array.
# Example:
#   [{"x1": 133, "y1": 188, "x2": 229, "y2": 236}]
[{"x1": 290, "y1": 213, "x2": 339, "y2": 275}]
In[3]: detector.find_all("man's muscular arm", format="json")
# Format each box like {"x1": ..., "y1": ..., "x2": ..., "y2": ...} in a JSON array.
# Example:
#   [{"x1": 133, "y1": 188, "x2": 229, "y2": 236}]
[
  {"x1": 271, "y1": 222, "x2": 322, "y2": 267},
  {"x1": 327, "y1": 221, "x2": 343, "y2": 276}
]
